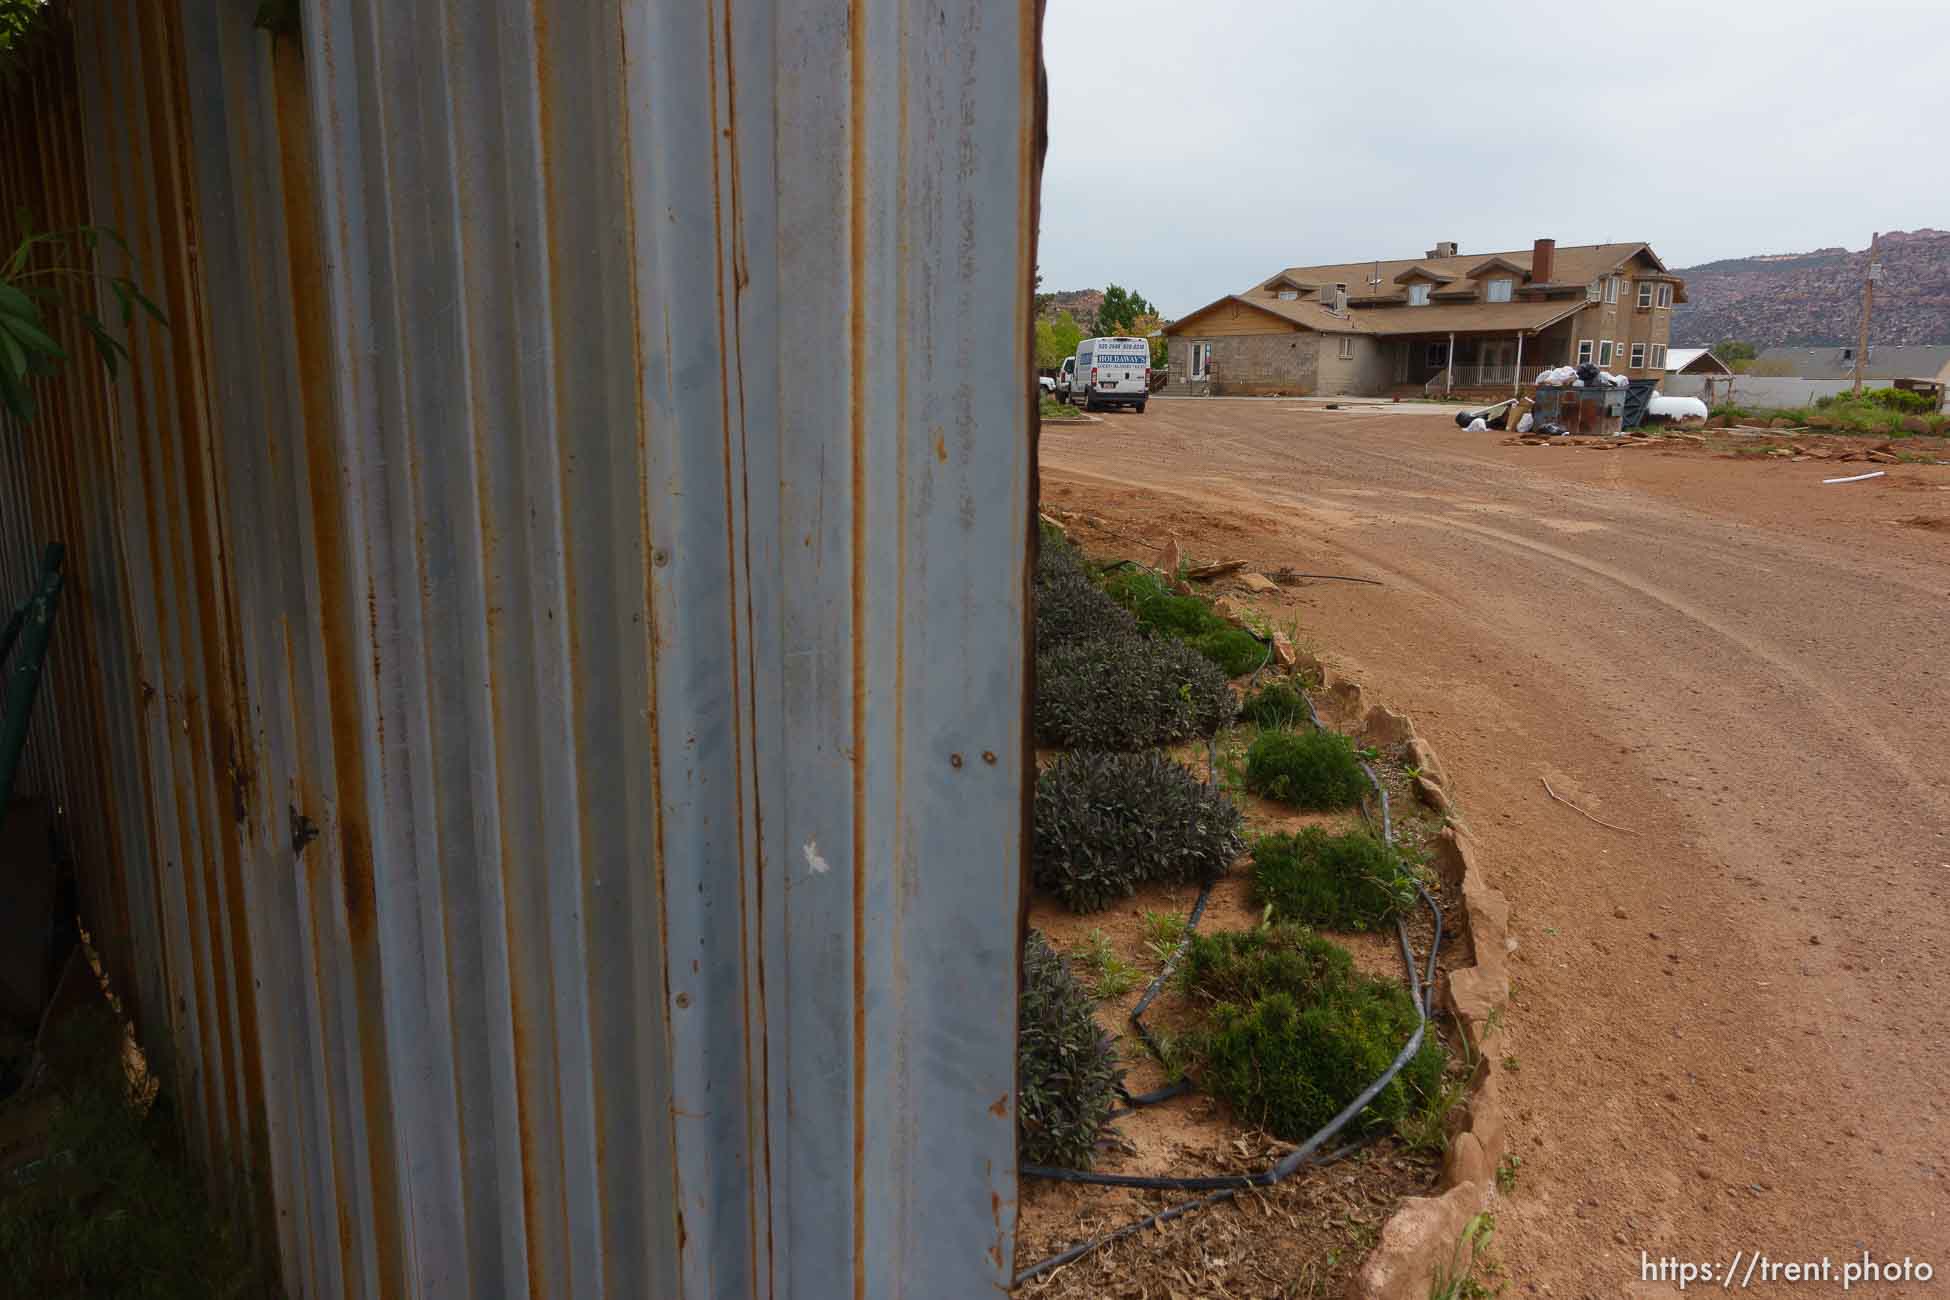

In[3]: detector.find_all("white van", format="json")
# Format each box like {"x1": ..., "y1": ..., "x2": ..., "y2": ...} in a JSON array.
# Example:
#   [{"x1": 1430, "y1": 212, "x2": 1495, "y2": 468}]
[{"x1": 1064, "y1": 336, "x2": 1150, "y2": 413}]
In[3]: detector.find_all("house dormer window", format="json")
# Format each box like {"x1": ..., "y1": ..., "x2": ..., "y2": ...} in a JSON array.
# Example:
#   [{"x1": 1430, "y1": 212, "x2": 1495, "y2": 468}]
[
  {"x1": 1407, "y1": 283, "x2": 1431, "y2": 306},
  {"x1": 1587, "y1": 280, "x2": 1602, "y2": 303},
  {"x1": 1277, "y1": 289, "x2": 1298, "y2": 300},
  {"x1": 1604, "y1": 276, "x2": 1620, "y2": 304},
  {"x1": 1637, "y1": 281, "x2": 1654, "y2": 308},
  {"x1": 1486, "y1": 278, "x2": 1513, "y2": 303},
  {"x1": 1656, "y1": 284, "x2": 1672, "y2": 309}
]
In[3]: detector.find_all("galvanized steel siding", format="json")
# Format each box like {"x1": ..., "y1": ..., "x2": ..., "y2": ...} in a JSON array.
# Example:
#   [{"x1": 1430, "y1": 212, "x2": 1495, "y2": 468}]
[{"x1": 0, "y1": 1, "x2": 1035, "y2": 1294}]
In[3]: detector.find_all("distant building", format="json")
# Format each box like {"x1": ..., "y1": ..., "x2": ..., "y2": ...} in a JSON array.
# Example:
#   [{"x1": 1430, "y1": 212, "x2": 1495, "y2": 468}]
[
  {"x1": 1663, "y1": 347, "x2": 1731, "y2": 378},
  {"x1": 1752, "y1": 344, "x2": 1950, "y2": 382},
  {"x1": 1162, "y1": 238, "x2": 1686, "y2": 398}
]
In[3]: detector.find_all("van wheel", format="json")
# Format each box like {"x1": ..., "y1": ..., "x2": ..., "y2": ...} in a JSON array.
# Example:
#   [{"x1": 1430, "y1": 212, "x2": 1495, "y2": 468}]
[
  {"x1": 1084, "y1": 398, "x2": 1099, "y2": 412},
  {"x1": 1135, "y1": 401, "x2": 1147, "y2": 415}
]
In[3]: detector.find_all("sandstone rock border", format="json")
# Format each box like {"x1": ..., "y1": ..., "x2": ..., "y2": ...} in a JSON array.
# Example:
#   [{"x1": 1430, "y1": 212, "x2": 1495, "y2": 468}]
[{"x1": 1285, "y1": 652, "x2": 1513, "y2": 1300}]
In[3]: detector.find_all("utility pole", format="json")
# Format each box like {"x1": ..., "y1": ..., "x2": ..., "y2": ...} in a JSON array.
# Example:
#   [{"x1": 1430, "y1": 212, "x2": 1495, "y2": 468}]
[{"x1": 1854, "y1": 232, "x2": 1879, "y2": 396}]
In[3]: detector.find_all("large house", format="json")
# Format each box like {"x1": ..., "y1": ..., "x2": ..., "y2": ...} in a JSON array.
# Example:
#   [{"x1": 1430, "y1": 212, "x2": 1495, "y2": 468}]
[{"x1": 1163, "y1": 238, "x2": 1686, "y2": 398}]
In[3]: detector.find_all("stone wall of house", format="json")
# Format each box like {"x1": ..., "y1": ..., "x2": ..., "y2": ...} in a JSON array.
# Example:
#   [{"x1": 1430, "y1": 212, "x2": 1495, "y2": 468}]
[
  {"x1": 1206, "y1": 332, "x2": 1319, "y2": 395},
  {"x1": 1315, "y1": 334, "x2": 1394, "y2": 396}
]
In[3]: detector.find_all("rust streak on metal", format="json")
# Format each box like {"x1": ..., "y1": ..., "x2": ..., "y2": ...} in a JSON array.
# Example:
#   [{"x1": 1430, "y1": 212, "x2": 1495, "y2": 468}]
[
  {"x1": 846, "y1": 3, "x2": 870, "y2": 1296},
  {"x1": 272, "y1": 28, "x2": 406, "y2": 1294}
]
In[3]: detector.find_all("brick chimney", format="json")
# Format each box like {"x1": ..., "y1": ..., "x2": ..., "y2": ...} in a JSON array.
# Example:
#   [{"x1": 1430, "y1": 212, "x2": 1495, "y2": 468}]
[{"x1": 1532, "y1": 237, "x2": 1556, "y2": 284}]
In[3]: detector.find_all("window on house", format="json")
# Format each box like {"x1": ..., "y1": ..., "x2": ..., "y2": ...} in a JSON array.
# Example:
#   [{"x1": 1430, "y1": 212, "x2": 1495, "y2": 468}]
[
  {"x1": 1577, "y1": 339, "x2": 1594, "y2": 365},
  {"x1": 1587, "y1": 280, "x2": 1602, "y2": 303},
  {"x1": 1652, "y1": 344, "x2": 1667, "y2": 369},
  {"x1": 1486, "y1": 278, "x2": 1513, "y2": 303},
  {"x1": 1427, "y1": 342, "x2": 1449, "y2": 367},
  {"x1": 1598, "y1": 340, "x2": 1614, "y2": 366},
  {"x1": 1338, "y1": 336, "x2": 1355, "y2": 360},
  {"x1": 1637, "y1": 281, "x2": 1654, "y2": 308},
  {"x1": 1657, "y1": 284, "x2": 1672, "y2": 309},
  {"x1": 1277, "y1": 289, "x2": 1298, "y2": 301},
  {"x1": 1408, "y1": 283, "x2": 1431, "y2": 306},
  {"x1": 1604, "y1": 276, "x2": 1620, "y2": 305},
  {"x1": 1631, "y1": 342, "x2": 1647, "y2": 368}
]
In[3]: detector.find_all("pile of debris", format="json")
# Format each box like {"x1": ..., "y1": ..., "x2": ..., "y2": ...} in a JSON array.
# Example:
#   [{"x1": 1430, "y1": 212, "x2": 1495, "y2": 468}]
[{"x1": 1535, "y1": 364, "x2": 1631, "y2": 390}]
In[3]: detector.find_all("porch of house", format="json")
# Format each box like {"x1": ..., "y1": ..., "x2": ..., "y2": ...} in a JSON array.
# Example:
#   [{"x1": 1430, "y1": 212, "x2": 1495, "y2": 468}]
[{"x1": 1383, "y1": 323, "x2": 1579, "y2": 398}]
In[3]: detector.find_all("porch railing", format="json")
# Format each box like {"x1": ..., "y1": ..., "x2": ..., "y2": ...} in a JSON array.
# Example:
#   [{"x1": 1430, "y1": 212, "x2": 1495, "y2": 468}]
[{"x1": 1450, "y1": 364, "x2": 1518, "y2": 388}]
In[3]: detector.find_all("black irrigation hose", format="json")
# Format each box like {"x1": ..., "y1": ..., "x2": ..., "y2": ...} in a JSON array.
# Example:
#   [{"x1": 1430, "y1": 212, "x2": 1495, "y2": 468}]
[{"x1": 1014, "y1": 674, "x2": 1451, "y2": 1282}]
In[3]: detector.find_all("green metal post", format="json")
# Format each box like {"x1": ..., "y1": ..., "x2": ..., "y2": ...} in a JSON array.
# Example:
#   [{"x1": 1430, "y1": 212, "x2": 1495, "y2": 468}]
[{"x1": 0, "y1": 544, "x2": 66, "y2": 810}]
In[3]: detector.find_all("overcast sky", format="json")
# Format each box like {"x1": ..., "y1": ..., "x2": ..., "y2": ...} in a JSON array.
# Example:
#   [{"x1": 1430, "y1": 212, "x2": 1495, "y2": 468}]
[{"x1": 1039, "y1": 0, "x2": 1950, "y2": 318}]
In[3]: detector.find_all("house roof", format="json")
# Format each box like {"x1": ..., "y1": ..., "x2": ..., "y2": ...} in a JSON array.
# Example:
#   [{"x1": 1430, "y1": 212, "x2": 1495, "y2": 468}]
[
  {"x1": 1664, "y1": 347, "x2": 1730, "y2": 374},
  {"x1": 1250, "y1": 242, "x2": 1684, "y2": 305},
  {"x1": 1464, "y1": 255, "x2": 1526, "y2": 278},
  {"x1": 1162, "y1": 294, "x2": 1355, "y2": 335},
  {"x1": 1163, "y1": 293, "x2": 1582, "y2": 338},
  {"x1": 1752, "y1": 344, "x2": 1950, "y2": 381},
  {"x1": 1350, "y1": 298, "x2": 1586, "y2": 337}
]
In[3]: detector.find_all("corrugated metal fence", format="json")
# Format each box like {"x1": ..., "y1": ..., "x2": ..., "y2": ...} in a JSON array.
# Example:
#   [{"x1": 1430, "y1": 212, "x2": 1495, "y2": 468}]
[{"x1": 0, "y1": 2, "x2": 1037, "y2": 1295}]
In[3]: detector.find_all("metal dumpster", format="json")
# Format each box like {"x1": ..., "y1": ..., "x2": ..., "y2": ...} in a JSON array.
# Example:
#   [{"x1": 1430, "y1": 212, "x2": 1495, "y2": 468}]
[{"x1": 1533, "y1": 384, "x2": 1625, "y2": 436}]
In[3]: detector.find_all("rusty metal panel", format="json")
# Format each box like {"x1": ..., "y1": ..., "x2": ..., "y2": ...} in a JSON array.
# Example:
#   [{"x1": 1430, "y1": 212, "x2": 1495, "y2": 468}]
[{"x1": 1, "y1": 0, "x2": 1034, "y2": 1294}]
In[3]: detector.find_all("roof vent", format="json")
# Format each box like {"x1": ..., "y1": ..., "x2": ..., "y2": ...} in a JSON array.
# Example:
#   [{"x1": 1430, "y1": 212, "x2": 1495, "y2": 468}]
[{"x1": 1427, "y1": 241, "x2": 1459, "y2": 259}]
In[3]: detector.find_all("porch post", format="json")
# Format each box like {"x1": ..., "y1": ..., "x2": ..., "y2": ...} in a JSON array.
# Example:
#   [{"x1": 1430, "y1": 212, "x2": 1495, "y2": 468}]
[
  {"x1": 1446, "y1": 332, "x2": 1454, "y2": 396},
  {"x1": 1513, "y1": 331, "x2": 1524, "y2": 398}
]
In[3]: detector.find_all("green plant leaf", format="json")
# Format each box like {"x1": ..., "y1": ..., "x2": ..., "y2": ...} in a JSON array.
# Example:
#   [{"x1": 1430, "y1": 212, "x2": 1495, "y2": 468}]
[
  {"x1": 0, "y1": 326, "x2": 26, "y2": 380},
  {"x1": 120, "y1": 277, "x2": 167, "y2": 327},
  {"x1": 0, "y1": 281, "x2": 36, "y2": 318},
  {"x1": 0, "y1": 308, "x2": 66, "y2": 359},
  {"x1": 83, "y1": 317, "x2": 125, "y2": 378}
]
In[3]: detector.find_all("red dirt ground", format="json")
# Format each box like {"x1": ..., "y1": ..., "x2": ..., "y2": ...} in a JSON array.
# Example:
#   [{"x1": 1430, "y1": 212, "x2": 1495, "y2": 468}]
[{"x1": 1040, "y1": 399, "x2": 1950, "y2": 1298}]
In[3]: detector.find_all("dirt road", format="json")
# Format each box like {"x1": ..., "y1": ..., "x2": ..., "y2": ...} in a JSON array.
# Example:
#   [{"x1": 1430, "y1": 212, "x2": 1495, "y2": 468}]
[{"x1": 1041, "y1": 400, "x2": 1950, "y2": 1297}]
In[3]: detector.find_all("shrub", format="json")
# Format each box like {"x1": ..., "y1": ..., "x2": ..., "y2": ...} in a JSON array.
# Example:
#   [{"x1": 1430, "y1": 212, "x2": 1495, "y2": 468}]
[
  {"x1": 1018, "y1": 931, "x2": 1123, "y2": 1168},
  {"x1": 1251, "y1": 827, "x2": 1418, "y2": 931},
  {"x1": 1180, "y1": 924, "x2": 1354, "y2": 1007},
  {"x1": 1036, "y1": 564, "x2": 1139, "y2": 652},
  {"x1": 1189, "y1": 626, "x2": 1269, "y2": 677},
  {"x1": 1034, "y1": 751, "x2": 1245, "y2": 912},
  {"x1": 1850, "y1": 386, "x2": 1935, "y2": 413},
  {"x1": 1238, "y1": 680, "x2": 1310, "y2": 730},
  {"x1": 1181, "y1": 926, "x2": 1443, "y2": 1142},
  {"x1": 1197, "y1": 985, "x2": 1444, "y2": 1142},
  {"x1": 1035, "y1": 634, "x2": 1234, "y2": 750},
  {"x1": 1243, "y1": 727, "x2": 1368, "y2": 809},
  {"x1": 1100, "y1": 567, "x2": 1227, "y2": 637}
]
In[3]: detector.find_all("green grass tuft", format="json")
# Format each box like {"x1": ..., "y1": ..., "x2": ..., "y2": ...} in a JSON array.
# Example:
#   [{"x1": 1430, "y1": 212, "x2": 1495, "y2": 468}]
[
  {"x1": 1180, "y1": 925, "x2": 1445, "y2": 1144},
  {"x1": 1100, "y1": 567, "x2": 1229, "y2": 638},
  {"x1": 1188, "y1": 627, "x2": 1269, "y2": 678},
  {"x1": 0, "y1": 1007, "x2": 269, "y2": 1299},
  {"x1": 1251, "y1": 827, "x2": 1419, "y2": 932},
  {"x1": 1243, "y1": 727, "x2": 1368, "y2": 809},
  {"x1": 1238, "y1": 680, "x2": 1310, "y2": 730}
]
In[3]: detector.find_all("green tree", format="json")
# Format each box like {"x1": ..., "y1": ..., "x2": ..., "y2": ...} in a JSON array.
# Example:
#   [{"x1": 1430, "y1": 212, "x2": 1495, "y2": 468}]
[
  {"x1": 1095, "y1": 284, "x2": 1156, "y2": 338},
  {"x1": 1036, "y1": 309, "x2": 1083, "y2": 370},
  {"x1": 1714, "y1": 339, "x2": 1757, "y2": 372}
]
